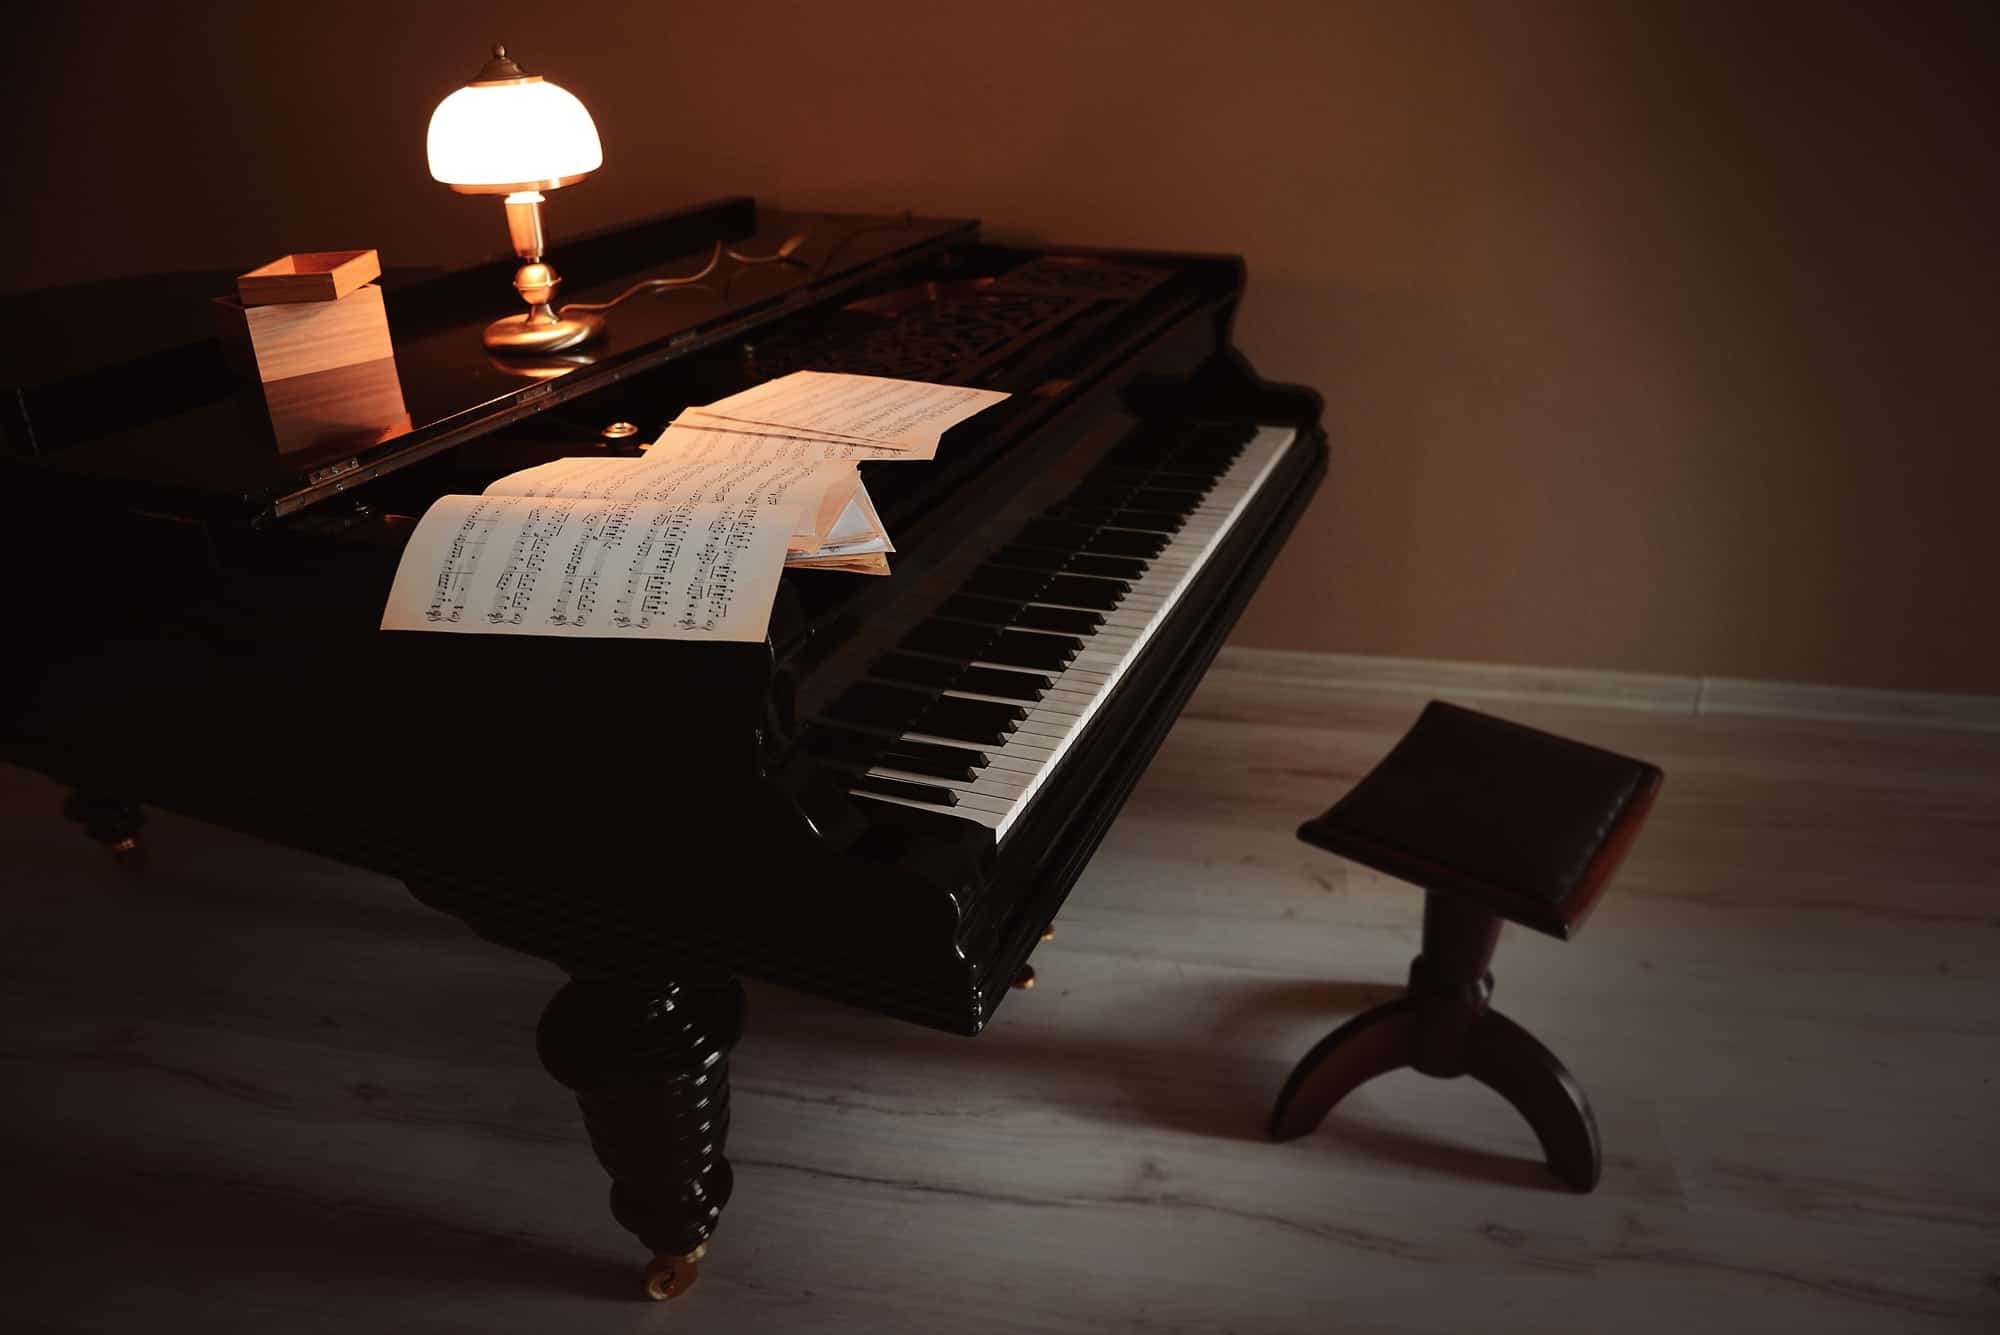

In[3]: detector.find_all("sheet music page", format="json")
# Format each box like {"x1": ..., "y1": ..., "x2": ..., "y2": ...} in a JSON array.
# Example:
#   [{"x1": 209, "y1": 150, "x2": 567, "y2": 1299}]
[
  {"x1": 654, "y1": 422, "x2": 928, "y2": 463},
  {"x1": 484, "y1": 454, "x2": 859, "y2": 548},
  {"x1": 681, "y1": 370, "x2": 1008, "y2": 447},
  {"x1": 819, "y1": 481, "x2": 892, "y2": 550},
  {"x1": 380, "y1": 493, "x2": 793, "y2": 641}
]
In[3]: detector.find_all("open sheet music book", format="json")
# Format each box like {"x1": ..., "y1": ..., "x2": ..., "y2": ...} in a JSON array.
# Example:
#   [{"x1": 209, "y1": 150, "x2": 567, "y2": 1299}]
[{"x1": 381, "y1": 372, "x2": 1006, "y2": 641}]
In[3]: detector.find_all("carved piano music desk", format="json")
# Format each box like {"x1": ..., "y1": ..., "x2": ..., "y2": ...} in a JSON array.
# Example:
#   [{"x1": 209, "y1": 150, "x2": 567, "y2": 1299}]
[{"x1": 3, "y1": 199, "x2": 1328, "y2": 1299}]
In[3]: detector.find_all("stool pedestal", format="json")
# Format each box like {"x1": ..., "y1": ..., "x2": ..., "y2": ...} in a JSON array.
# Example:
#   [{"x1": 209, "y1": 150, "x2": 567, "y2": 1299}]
[{"x1": 1268, "y1": 894, "x2": 1601, "y2": 1191}]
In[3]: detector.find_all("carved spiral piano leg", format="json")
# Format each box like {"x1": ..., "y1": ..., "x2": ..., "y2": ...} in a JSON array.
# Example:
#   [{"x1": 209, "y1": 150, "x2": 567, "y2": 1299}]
[
  {"x1": 536, "y1": 971, "x2": 747, "y2": 1301},
  {"x1": 62, "y1": 790, "x2": 147, "y2": 873}
]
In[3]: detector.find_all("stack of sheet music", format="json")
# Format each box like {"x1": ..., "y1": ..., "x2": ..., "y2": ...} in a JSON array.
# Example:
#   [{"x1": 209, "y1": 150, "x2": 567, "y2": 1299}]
[
  {"x1": 381, "y1": 372, "x2": 1009, "y2": 642},
  {"x1": 657, "y1": 370, "x2": 1008, "y2": 573}
]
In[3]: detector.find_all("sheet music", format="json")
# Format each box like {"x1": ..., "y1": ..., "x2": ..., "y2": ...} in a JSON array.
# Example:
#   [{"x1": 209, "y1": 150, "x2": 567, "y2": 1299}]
[
  {"x1": 825, "y1": 489, "x2": 891, "y2": 549},
  {"x1": 654, "y1": 422, "x2": 928, "y2": 463},
  {"x1": 377, "y1": 373, "x2": 992, "y2": 638},
  {"x1": 485, "y1": 453, "x2": 859, "y2": 548},
  {"x1": 380, "y1": 493, "x2": 793, "y2": 641},
  {"x1": 678, "y1": 370, "x2": 1009, "y2": 449}
]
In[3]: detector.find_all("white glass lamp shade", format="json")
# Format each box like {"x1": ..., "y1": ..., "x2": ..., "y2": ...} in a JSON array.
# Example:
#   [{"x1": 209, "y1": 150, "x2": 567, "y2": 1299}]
[{"x1": 427, "y1": 78, "x2": 602, "y2": 194}]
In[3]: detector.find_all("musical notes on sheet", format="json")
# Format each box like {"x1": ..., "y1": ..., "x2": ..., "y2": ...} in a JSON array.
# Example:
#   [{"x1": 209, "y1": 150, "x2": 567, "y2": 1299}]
[
  {"x1": 382, "y1": 493, "x2": 793, "y2": 641},
  {"x1": 486, "y1": 453, "x2": 860, "y2": 550},
  {"x1": 671, "y1": 369, "x2": 1010, "y2": 457},
  {"x1": 657, "y1": 422, "x2": 921, "y2": 462}
]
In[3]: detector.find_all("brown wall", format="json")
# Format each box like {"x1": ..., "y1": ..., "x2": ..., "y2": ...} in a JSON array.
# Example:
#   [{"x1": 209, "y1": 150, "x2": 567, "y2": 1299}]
[{"x1": 7, "y1": 1, "x2": 1996, "y2": 691}]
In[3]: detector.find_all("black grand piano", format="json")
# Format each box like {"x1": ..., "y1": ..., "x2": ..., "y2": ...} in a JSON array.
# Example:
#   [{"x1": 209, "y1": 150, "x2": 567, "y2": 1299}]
[{"x1": 3, "y1": 198, "x2": 1326, "y2": 1299}]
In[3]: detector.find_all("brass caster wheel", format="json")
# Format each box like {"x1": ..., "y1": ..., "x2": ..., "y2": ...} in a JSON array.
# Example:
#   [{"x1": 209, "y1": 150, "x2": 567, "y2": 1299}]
[
  {"x1": 1013, "y1": 965, "x2": 1036, "y2": 990},
  {"x1": 1040, "y1": 924, "x2": 1056, "y2": 942},
  {"x1": 108, "y1": 835, "x2": 149, "y2": 876},
  {"x1": 643, "y1": 1243, "x2": 707, "y2": 1301}
]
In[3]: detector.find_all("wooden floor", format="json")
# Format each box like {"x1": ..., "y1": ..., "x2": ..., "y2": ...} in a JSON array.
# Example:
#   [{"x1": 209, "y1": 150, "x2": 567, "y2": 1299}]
[{"x1": 4, "y1": 673, "x2": 1997, "y2": 1333}]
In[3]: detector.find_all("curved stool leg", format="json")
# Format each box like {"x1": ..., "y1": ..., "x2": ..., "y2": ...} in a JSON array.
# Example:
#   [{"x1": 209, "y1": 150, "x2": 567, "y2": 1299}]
[
  {"x1": 1268, "y1": 996, "x2": 1422, "y2": 1141},
  {"x1": 1461, "y1": 1009, "x2": 1601, "y2": 1191}
]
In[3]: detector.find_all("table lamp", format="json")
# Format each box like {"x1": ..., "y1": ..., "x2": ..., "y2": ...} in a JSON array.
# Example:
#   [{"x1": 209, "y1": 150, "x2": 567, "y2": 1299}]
[{"x1": 427, "y1": 44, "x2": 606, "y2": 353}]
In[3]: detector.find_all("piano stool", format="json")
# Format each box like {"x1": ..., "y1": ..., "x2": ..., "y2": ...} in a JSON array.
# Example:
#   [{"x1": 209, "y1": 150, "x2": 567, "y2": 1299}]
[{"x1": 1267, "y1": 700, "x2": 1663, "y2": 1191}]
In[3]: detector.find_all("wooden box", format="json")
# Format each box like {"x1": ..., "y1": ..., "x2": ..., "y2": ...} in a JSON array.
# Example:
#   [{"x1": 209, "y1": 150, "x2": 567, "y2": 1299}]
[
  {"x1": 214, "y1": 282, "x2": 393, "y2": 385},
  {"x1": 213, "y1": 280, "x2": 406, "y2": 455},
  {"x1": 236, "y1": 249, "x2": 381, "y2": 305}
]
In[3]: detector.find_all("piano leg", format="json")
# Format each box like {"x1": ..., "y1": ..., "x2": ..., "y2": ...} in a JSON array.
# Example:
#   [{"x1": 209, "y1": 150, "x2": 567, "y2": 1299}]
[
  {"x1": 61, "y1": 790, "x2": 147, "y2": 873},
  {"x1": 536, "y1": 970, "x2": 747, "y2": 1300}
]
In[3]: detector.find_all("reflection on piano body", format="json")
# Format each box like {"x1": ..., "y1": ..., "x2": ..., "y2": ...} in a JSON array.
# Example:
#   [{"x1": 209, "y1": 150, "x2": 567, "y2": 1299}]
[{"x1": 4, "y1": 198, "x2": 1328, "y2": 1291}]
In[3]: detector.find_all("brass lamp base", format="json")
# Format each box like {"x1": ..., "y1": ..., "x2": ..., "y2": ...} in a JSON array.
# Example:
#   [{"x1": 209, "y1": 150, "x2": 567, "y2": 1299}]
[
  {"x1": 483, "y1": 255, "x2": 604, "y2": 354},
  {"x1": 483, "y1": 306, "x2": 603, "y2": 354}
]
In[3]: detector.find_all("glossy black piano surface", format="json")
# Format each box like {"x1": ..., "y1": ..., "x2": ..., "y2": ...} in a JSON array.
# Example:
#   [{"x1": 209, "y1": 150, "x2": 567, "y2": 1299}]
[{"x1": 4, "y1": 198, "x2": 1326, "y2": 1291}]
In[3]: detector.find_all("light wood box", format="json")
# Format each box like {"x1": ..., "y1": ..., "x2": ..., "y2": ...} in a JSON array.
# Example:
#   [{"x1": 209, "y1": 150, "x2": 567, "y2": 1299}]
[
  {"x1": 236, "y1": 249, "x2": 381, "y2": 305},
  {"x1": 213, "y1": 283, "x2": 393, "y2": 385},
  {"x1": 213, "y1": 281, "x2": 407, "y2": 454}
]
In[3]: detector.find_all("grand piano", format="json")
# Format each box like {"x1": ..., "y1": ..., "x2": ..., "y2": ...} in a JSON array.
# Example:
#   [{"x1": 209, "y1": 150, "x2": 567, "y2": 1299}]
[{"x1": 3, "y1": 197, "x2": 1326, "y2": 1299}]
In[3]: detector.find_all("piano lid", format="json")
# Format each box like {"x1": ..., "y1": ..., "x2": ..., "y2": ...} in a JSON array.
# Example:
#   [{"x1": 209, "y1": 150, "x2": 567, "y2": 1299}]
[{"x1": 8, "y1": 199, "x2": 974, "y2": 524}]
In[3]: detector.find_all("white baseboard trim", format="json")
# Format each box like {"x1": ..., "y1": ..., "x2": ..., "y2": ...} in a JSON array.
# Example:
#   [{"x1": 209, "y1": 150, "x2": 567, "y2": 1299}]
[{"x1": 1209, "y1": 648, "x2": 2000, "y2": 733}]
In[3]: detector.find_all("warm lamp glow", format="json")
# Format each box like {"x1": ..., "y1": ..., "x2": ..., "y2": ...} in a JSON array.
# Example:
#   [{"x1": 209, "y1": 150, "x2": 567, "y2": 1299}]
[
  {"x1": 427, "y1": 78, "x2": 602, "y2": 193},
  {"x1": 428, "y1": 44, "x2": 607, "y2": 354}
]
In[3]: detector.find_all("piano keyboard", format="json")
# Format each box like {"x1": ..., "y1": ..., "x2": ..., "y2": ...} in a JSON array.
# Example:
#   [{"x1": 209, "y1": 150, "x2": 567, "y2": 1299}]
[{"x1": 805, "y1": 422, "x2": 1300, "y2": 841}]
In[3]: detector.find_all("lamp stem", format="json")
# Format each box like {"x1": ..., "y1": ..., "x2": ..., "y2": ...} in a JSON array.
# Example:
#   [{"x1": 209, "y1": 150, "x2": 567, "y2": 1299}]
[
  {"x1": 504, "y1": 191, "x2": 547, "y2": 261},
  {"x1": 482, "y1": 188, "x2": 603, "y2": 354}
]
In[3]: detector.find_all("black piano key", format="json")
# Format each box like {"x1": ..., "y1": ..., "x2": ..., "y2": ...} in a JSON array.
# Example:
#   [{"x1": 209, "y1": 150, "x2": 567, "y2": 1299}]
[
  {"x1": 989, "y1": 629, "x2": 1081, "y2": 671},
  {"x1": 1086, "y1": 529, "x2": 1169, "y2": 559},
  {"x1": 964, "y1": 566, "x2": 1049, "y2": 601},
  {"x1": 1014, "y1": 520, "x2": 1097, "y2": 551},
  {"x1": 879, "y1": 740, "x2": 989, "y2": 782},
  {"x1": 903, "y1": 618, "x2": 997, "y2": 660},
  {"x1": 1108, "y1": 507, "x2": 1186, "y2": 533},
  {"x1": 1013, "y1": 604, "x2": 1102, "y2": 635},
  {"x1": 1041, "y1": 574, "x2": 1127, "y2": 610},
  {"x1": 1143, "y1": 469, "x2": 1220, "y2": 491},
  {"x1": 823, "y1": 681, "x2": 935, "y2": 731},
  {"x1": 808, "y1": 729, "x2": 987, "y2": 784},
  {"x1": 991, "y1": 545, "x2": 1066, "y2": 572},
  {"x1": 917, "y1": 697, "x2": 1024, "y2": 747},
  {"x1": 870, "y1": 652, "x2": 963, "y2": 690},
  {"x1": 1048, "y1": 567, "x2": 1128, "y2": 595},
  {"x1": 848, "y1": 773, "x2": 959, "y2": 807},
  {"x1": 938, "y1": 593, "x2": 1026, "y2": 626},
  {"x1": 1129, "y1": 489, "x2": 1206, "y2": 515},
  {"x1": 1043, "y1": 503, "x2": 1121, "y2": 527},
  {"x1": 952, "y1": 692, "x2": 1028, "y2": 722},
  {"x1": 954, "y1": 665, "x2": 1050, "y2": 701},
  {"x1": 811, "y1": 738, "x2": 983, "y2": 786},
  {"x1": 1065, "y1": 553, "x2": 1150, "y2": 580}
]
